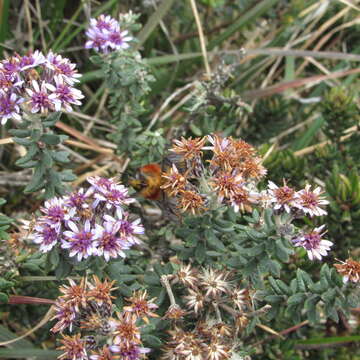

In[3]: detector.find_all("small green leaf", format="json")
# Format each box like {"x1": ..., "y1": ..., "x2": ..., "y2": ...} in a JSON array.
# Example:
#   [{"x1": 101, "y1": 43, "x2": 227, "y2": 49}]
[
  {"x1": 287, "y1": 293, "x2": 306, "y2": 306},
  {"x1": 41, "y1": 134, "x2": 62, "y2": 145},
  {"x1": 42, "y1": 111, "x2": 61, "y2": 126}
]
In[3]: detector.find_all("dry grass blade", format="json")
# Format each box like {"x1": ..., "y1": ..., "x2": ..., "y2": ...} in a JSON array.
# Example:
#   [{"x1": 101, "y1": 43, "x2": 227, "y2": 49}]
[
  {"x1": 256, "y1": 323, "x2": 285, "y2": 339},
  {"x1": 242, "y1": 68, "x2": 360, "y2": 99},
  {"x1": 189, "y1": 0, "x2": 211, "y2": 78},
  {"x1": 72, "y1": 163, "x2": 112, "y2": 187}
]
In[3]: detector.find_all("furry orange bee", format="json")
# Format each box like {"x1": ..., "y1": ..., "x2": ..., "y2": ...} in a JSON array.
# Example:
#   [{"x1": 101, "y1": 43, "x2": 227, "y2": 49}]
[{"x1": 129, "y1": 163, "x2": 163, "y2": 201}]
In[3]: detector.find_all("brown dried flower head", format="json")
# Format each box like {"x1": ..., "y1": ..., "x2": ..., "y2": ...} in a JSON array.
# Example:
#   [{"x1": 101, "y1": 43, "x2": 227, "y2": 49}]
[
  {"x1": 170, "y1": 136, "x2": 207, "y2": 161},
  {"x1": 204, "y1": 340, "x2": 231, "y2": 360},
  {"x1": 58, "y1": 333, "x2": 87, "y2": 360},
  {"x1": 209, "y1": 171, "x2": 244, "y2": 203},
  {"x1": 199, "y1": 268, "x2": 231, "y2": 299},
  {"x1": 230, "y1": 188, "x2": 258, "y2": 213},
  {"x1": 87, "y1": 275, "x2": 117, "y2": 307},
  {"x1": 58, "y1": 278, "x2": 87, "y2": 311},
  {"x1": 178, "y1": 190, "x2": 208, "y2": 215},
  {"x1": 183, "y1": 288, "x2": 205, "y2": 314},
  {"x1": 111, "y1": 312, "x2": 141, "y2": 345},
  {"x1": 235, "y1": 314, "x2": 249, "y2": 330},
  {"x1": 164, "y1": 304, "x2": 188, "y2": 320},
  {"x1": 124, "y1": 290, "x2": 159, "y2": 323},
  {"x1": 176, "y1": 263, "x2": 199, "y2": 288},
  {"x1": 230, "y1": 288, "x2": 250, "y2": 311},
  {"x1": 334, "y1": 258, "x2": 360, "y2": 283},
  {"x1": 161, "y1": 164, "x2": 188, "y2": 197}
]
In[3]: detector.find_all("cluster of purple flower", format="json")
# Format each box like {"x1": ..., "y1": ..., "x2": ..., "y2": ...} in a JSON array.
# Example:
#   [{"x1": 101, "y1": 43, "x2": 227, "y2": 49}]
[
  {"x1": 85, "y1": 14, "x2": 132, "y2": 53},
  {"x1": 31, "y1": 176, "x2": 144, "y2": 262},
  {"x1": 266, "y1": 181, "x2": 332, "y2": 261},
  {"x1": 0, "y1": 50, "x2": 83, "y2": 125}
]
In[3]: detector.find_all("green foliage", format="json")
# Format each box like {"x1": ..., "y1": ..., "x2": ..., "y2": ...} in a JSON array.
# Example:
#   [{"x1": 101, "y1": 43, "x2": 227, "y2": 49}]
[
  {"x1": 261, "y1": 264, "x2": 355, "y2": 324},
  {"x1": 321, "y1": 87, "x2": 360, "y2": 141},
  {"x1": 90, "y1": 48, "x2": 161, "y2": 164},
  {"x1": 9, "y1": 113, "x2": 75, "y2": 198}
]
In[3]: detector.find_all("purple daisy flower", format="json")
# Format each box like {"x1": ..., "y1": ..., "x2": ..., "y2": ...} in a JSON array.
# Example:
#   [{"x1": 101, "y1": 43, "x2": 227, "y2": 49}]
[
  {"x1": 292, "y1": 225, "x2": 333, "y2": 261},
  {"x1": 85, "y1": 28, "x2": 108, "y2": 52},
  {"x1": 109, "y1": 343, "x2": 150, "y2": 360},
  {"x1": 107, "y1": 28, "x2": 132, "y2": 51},
  {"x1": 33, "y1": 222, "x2": 61, "y2": 252},
  {"x1": 40, "y1": 197, "x2": 74, "y2": 226},
  {"x1": 106, "y1": 213, "x2": 144, "y2": 245},
  {"x1": 0, "y1": 57, "x2": 20, "y2": 77},
  {"x1": 64, "y1": 188, "x2": 91, "y2": 212},
  {"x1": 45, "y1": 52, "x2": 81, "y2": 85},
  {"x1": 267, "y1": 180, "x2": 297, "y2": 214},
  {"x1": 90, "y1": 14, "x2": 118, "y2": 31},
  {"x1": 294, "y1": 184, "x2": 329, "y2": 217},
  {"x1": 93, "y1": 183, "x2": 135, "y2": 212},
  {"x1": 96, "y1": 218, "x2": 131, "y2": 261},
  {"x1": 52, "y1": 75, "x2": 84, "y2": 112},
  {"x1": 87, "y1": 176, "x2": 117, "y2": 194},
  {"x1": 62, "y1": 220, "x2": 101, "y2": 261},
  {"x1": 0, "y1": 90, "x2": 23, "y2": 124},
  {"x1": 85, "y1": 14, "x2": 132, "y2": 53},
  {"x1": 19, "y1": 50, "x2": 46, "y2": 71},
  {"x1": 50, "y1": 299, "x2": 77, "y2": 333},
  {"x1": 25, "y1": 80, "x2": 60, "y2": 114}
]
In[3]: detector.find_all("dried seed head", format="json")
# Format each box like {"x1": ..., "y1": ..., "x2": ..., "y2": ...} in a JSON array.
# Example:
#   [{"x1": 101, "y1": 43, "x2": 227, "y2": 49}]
[
  {"x1": 183, "y1": 288, "x2": 205, "y2": 314},
  {"x1": 177, "y1": 263, "x2": 199, "y2": 288},
  {"x1": 112, "y1": 312, "x2": 141, "y2": 345},
  {"x1": 87, "y1": 275, "x2": 117, "y2": 307},
  {"x1": 170, "y1": 136, "x2": 207, "y2": 161},
  {"x1": 161, "y1": 164, "x2": 188, "y2": 196},
  {"x1": 235, "y1": 315, "x2": 249, "y2": 330},
  {"x1": 203, "y1": 340, "x2": 232, "y2": 360},
  {"x1": 334, "y1": 258, "x2": 360, "y2": 283},
  {"x1": 124, "y1": 290, "x2": 159, "y2": 322},
  {"x1": 178, "y1": 190, "x2": 208, "y2": 215},
  {"x1": 58, "y1": 334, "x2": 87, "y2": 360},
  {"x1": 199, "y1": 268, "x2": 230, "y2": 299},
  {"x1": 230, "y1": 288, "x2": 249, "y2": 310},
  {"x1": 164, "y1": 304, "x2": 188, "y2": 320}
]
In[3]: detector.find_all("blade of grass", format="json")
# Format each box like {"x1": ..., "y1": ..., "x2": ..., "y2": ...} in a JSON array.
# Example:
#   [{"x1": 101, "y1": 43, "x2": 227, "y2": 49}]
[
  {"x1": 51, "y1": 2, "x2": 83, "y2": 51},
  {"x1": 79, "y1": 49, "x2": 360, "y2": 83},
  {"x1": 0, "y1": 349, "x2": 61, "y2": 359},
  {"x1": 292, "y1": 116, "x2": 324, "y2": 151},
  {"x1": 136, "y1": 0, "x2": 175, "y2": 49},
  {"x1": 297, "y1": 335, "x2": 360, "y2": 345},
  {"x1": 241, "y1": 67, "x2": 360, "y2": 99},
  {"x1": 208, "y1": 0, "x2": 280, "y2": 50},
  {"x1": 0, "y1": 325, "x2": 34, "y2": 348},
  {"x1": 0, "y1": 0, "x2": 10, "y2": 56}
]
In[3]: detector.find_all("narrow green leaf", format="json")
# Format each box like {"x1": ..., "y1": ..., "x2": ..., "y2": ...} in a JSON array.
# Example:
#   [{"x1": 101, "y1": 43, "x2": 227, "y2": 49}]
[
  {"x1": 0, "y1": 349, "x2": 61, "y2": 359},
  {"x1": 0, "y1": 325, "x2": 34, "y2": 348},
  {"x1": 208, "y1": 0, "x2": 280, "y2": 49},
  {"x1": 296, "y1": 335, "x2": 360, "y2": 345},
  {"x1": 292, "y1": 116, "x2": 324, "y2": 151},
  {"x1": 136, "y1": 0, "x2": 176, "y2": 48}
]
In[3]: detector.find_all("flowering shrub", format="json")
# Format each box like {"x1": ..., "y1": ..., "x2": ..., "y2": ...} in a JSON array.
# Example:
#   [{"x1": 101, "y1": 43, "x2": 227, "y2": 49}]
[
  {"x1": 0, "y1": 4, "x2": 359, "y2": 360},
  {"x1": 51, "y1": 276, "x2": 156, "y2": 359},
  {"x1": 31, "y1": 177, "x2": 143, "y2": 262},
  {"x1": 0, "y1": 50, "x2": 83, "y2": 124}
]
